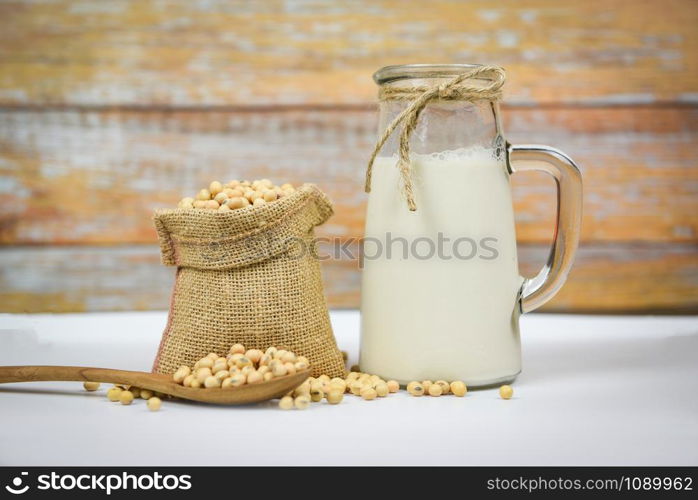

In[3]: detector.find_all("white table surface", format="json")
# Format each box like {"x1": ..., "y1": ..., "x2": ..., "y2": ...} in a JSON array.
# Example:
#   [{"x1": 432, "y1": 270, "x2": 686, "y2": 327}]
[{"x1": 0, "y1": 311, "x2": 696, "y2": 466}]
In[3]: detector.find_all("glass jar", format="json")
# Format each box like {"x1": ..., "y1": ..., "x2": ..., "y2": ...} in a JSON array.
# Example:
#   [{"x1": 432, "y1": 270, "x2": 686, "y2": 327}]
[{"x1": 359, "y1": 64, "x2": 583, "y2": 386}]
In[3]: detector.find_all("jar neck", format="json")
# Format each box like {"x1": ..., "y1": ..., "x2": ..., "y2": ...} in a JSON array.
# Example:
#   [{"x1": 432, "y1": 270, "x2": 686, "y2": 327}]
[
  {"x1": 376, "y1": 97, "x2": 504, "y2": 158},
  {"x1": 373, "y1": 63, "x2": 495, "y2": 86}
]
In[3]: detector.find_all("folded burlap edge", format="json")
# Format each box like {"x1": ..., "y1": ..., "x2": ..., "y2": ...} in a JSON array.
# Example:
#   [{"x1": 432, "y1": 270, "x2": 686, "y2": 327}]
[{"x1": 153, "y1": 183, "x2": 334, "y2": 270}]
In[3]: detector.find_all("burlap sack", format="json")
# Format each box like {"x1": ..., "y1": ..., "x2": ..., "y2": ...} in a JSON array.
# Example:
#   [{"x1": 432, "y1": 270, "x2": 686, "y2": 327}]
[{"x1": 152, "y1": 183, "x2": 345, "y2": 378}]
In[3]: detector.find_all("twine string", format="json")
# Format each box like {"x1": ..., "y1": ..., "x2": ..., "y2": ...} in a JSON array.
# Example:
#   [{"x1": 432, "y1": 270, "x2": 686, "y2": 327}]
[{"x1": 365, "y1": 65, "x2": 506, "y2": 211}]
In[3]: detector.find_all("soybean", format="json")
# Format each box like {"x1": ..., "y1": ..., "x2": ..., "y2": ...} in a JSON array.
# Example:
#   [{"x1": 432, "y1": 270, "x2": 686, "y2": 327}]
[
  {"x1": 247, "y1": 371, "x2": 263, "y2": 384},
  {"x1": 209, "y1": 181, "x2": 223, "y2": 196},
  {"x1": 119, "y1": 390, "x2": 135, "y2": 405},
  {"x1": 361, "y1": 387, "x2": 378, "y2": 401},
  {"x1": 173, "y1": 365, "x2": 191, "y2": 383},
  {"x1": 326, "y1": 391, "x2": 344, "y2": 404},
  {"x1": 204, "y1": 376, "x2": 221, "y2": 388},
  {"x1": 435, "y1": 380, "x2": 450, "y2": 394},
  {"x1": 107, "y1": 386, "x2": 122, "y2": 402},
  {"x1": 428, "y1": 384, "x2": 443, "y2": 397},
  {"x1": 499, "y1": 385, "x2": 514, "y2": 400},
  {"x1": 294, "y1": 395, "x2": 311, "y2": 410},
  {"x1": 279, "y1": 396, "x2": 294, "y2": 410},
  {"x1": 310, "y1": 387, "x2": 324, "y2": 402},
  {"x1": 407, "y1": 381, "x2": 424, "y2": 396},
  {"x1": 195, "y1": 368, "x2": 212, "y2": 384},
  {"x1": 230, "y1": 344, "x2": 246, "y2": 354},
  {"x1": 375, "y1": 382, "x2": 389, "y2": 397},
  {"x1": 147, "y1": 397, "x2": 162, "y2": 411},
  {"x1": 450, "y1": 381, "x2": 467, "y2": 397}
]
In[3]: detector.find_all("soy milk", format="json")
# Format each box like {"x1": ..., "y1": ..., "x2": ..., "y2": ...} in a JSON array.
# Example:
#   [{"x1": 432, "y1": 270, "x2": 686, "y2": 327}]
[{"x1": 360, "y1": 147, "x2": 523, "y2": 385}]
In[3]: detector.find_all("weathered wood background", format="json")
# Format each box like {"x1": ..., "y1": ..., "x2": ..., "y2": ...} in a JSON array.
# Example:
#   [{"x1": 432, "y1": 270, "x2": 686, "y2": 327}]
[{"x1": 0, "y1": 0, "x2": 696, "y2": 313}]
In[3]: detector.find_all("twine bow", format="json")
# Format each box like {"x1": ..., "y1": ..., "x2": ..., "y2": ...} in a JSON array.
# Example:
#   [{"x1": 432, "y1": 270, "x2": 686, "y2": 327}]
[{"x1": 365, "y1": 65, "x2": 506, "y2": 211}]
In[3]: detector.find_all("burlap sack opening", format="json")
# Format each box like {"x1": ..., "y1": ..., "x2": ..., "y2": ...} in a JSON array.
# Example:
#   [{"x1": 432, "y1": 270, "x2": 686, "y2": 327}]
[{"x1": 152, "y1": 183, "x2": 345, "y2": 378}]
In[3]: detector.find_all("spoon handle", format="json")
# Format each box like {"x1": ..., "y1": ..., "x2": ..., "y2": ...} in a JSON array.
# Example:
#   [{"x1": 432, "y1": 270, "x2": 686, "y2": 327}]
[{"x1": 0, "y1": 366, "x2": 168, "y2": 391}]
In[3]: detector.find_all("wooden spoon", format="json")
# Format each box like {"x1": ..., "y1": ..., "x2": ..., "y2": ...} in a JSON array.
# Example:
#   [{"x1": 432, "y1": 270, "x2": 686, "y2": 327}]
[{"x1": 0, "y1": 366, "x2": 310, "y2": 405}]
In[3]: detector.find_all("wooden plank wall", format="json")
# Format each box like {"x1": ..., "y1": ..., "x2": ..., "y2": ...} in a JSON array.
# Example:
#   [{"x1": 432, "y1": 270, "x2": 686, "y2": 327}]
[{"x1": 0, "y1": 0, "x2": 696, "y2": 313}]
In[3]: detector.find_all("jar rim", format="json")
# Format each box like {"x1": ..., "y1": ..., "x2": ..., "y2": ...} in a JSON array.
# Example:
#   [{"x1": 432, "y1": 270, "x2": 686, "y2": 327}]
[{"x1": 373, "y1": 63, "x2": 491, "y2": 85}]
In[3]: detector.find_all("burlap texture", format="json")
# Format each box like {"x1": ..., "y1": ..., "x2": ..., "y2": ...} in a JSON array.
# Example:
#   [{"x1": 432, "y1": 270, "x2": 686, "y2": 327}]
[{"x1": 152, "y1": 183, "x2": 345, "y2": 378}]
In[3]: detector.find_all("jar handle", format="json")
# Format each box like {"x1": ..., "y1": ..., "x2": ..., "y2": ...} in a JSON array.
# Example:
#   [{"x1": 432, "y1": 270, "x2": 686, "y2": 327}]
[{"x1": 508, "y1": 144, "x2": 583, "y2": 313}]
